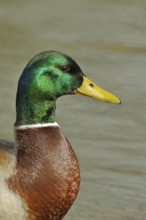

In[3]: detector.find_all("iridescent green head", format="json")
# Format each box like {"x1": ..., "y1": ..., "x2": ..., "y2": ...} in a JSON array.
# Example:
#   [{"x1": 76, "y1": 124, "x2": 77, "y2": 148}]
[
  {"x1": 15, "y1": 51, "x2": 83, "y2": 125},
  {"x1": 15, "y1": 50, "x2": 120, "y2": 126}
]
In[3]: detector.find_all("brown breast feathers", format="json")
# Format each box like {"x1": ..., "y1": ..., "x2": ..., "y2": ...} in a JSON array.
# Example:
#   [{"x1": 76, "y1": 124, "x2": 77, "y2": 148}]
[{"x1": 7, "y1": 125, "x2": 80, "y2": 220}]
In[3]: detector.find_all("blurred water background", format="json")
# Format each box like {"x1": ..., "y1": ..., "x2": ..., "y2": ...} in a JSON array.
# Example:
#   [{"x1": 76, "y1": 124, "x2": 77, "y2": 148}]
[{"x1": 0, "y1": 0, "x2": 146, "y2": 219}]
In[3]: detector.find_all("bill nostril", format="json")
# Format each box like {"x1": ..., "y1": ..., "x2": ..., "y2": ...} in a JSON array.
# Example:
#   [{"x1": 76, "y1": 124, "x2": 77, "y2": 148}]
[{"x1": 89, "y1": 83, "x2": 94, "y2": 88}]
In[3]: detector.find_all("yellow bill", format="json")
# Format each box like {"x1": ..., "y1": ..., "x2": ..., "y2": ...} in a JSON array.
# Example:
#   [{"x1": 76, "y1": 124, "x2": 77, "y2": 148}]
[{"x1": 74, "y1": 75, "x2": 121, "y2": 104}]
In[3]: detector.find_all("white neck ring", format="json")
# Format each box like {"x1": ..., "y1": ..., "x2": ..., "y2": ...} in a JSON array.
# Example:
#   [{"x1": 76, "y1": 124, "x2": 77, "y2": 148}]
[{"x1": 15, "y1": 122, "x2": 59, "y2": 130}]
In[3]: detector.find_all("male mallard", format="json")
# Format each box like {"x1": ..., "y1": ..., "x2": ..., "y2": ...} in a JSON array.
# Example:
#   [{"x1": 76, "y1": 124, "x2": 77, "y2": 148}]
[{"x1": 0, "y1": 51, "x2": 120, "y2": 220}]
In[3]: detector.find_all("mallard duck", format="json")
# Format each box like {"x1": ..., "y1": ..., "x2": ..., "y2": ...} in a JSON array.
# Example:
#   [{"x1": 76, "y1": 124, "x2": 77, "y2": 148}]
[{"x1": 0, "y1": 51, "x2": 120, "y2": 220}]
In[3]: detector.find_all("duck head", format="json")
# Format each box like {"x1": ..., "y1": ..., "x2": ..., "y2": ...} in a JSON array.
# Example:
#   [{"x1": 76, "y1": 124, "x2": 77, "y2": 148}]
[{"x1": 15, "y1": 51, "x2": 120, "y2": 126}]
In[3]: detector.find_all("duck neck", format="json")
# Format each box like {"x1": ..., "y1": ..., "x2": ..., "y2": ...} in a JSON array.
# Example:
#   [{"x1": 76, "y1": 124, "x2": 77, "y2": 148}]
[{"x1": 15, "y1": 99, "x2": 56, "y2": 126}]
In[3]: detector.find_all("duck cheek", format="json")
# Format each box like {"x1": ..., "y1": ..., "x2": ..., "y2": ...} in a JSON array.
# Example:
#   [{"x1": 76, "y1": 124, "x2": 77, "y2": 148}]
[{"x1": 55, "y1": 84, "x2": 72, "y2": 97}]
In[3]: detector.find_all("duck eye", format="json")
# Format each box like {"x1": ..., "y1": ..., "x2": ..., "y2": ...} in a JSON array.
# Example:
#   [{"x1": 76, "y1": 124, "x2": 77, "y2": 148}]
[{"x1": 60, "y1": 65, "x2": 70, "y2": 72}]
